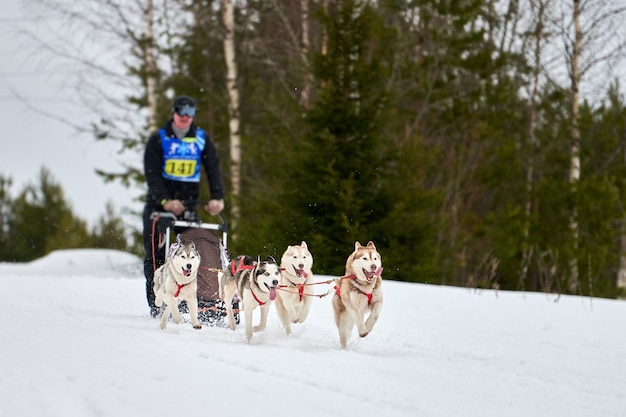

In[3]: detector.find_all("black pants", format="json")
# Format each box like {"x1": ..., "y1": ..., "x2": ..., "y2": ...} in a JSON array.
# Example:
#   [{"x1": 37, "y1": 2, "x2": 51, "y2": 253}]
[{"x1": 143, "y1": 205, "x2": 164, "y2": 308}]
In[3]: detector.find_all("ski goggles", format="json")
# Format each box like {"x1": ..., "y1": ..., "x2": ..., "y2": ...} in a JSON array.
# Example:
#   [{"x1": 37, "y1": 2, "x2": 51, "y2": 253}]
[{"x1": 173, "y1": 104, "x2": 197, "y2": 117}]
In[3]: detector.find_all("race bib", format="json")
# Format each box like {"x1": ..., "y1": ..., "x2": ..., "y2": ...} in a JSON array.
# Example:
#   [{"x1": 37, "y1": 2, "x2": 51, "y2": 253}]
[
  {"x1": 159, "y1": 129, "x2": 206, "y2": 182},
  {"x1": 164, "y1": 159, "x2": 198, "y2": 178}
]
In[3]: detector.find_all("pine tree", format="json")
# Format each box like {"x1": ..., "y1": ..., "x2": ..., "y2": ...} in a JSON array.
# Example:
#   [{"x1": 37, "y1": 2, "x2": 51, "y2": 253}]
[
  {"x1": 0, "y1": 175, "x2": 13, "y2": 261},
  {"x1": 6, "y1": 168, "x2": 88, "y2": 262},
  {"x1": 277, "y1": 0, "x2": 396, "y2": 274}
]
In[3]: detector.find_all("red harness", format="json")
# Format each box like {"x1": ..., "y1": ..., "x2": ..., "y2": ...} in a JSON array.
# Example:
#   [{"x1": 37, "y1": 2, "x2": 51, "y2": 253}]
[
  {"x1": 334, "y1": 274, "x2": 373, "y2": 304},
  {"x1": 173, "y1": 283, "x2": 187, "y2": 297},
  {"x1": 279, "y1": 269, "x2": 306, "y2": 301},
  {"x1": 231, "y1": 258, "x2": 267, "y2": 305},
  {"x1": 231, "y1": 258, "x2": 256, "y2": 275},
  {"x1": 251, "y1": 287, "x2": 266, "y2": 305}
]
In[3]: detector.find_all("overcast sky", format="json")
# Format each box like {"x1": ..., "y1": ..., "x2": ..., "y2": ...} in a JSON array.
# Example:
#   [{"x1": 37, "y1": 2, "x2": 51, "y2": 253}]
[{"x1": 0, "y1": 0, "x2": 142, "y2": 229}]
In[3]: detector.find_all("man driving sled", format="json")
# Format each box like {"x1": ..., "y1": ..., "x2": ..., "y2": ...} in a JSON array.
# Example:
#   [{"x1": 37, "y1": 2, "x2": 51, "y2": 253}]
[{"x1": 142, "y1": 95, "x2": 225, "y2": 318}]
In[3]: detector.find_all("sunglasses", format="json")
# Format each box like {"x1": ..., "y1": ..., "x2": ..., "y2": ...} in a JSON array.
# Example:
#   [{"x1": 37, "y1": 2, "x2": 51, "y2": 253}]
[{"x1": 174, "y1": 104, "x2": 197, "y2": 117}]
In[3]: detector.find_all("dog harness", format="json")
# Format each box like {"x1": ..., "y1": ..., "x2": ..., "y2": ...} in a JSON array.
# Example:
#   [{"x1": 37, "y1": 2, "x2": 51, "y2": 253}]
[
  {"x1": 159, "y1": 128, "x2": 206, "y2": 182},
  {"x1": 231, "y1": 258, "x2": 256, "y2": 275},
  {"x1": 279, "y1": 269, "x2": 306, "y2": 302},
  {"x1": 230, "y1": 258, "x2": 268, "y2": 305},
  {"x1": 173, "y1": 283, "x2": 188, "y2": 297},
  {"x1": 334, "y1": 275, "x2": 374, "y2": 304},
  {"x1": 250, "y1": 286, "x2": 267, "y2": 306}
]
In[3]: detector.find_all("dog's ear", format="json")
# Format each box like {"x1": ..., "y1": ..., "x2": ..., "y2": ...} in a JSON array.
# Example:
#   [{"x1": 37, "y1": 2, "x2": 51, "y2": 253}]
[
  {"x1": 267, "y1": 255, "x2": 277, "y2": 264},
  {"x1": 301, "y1": 241, "x2": 308, "y2": 249},
  {"x1": 355, "y1": 241, "x2": 362, "y2": 251},
  {"x1": 366, "y1": 241, "x2": 376, "y2": 249}
]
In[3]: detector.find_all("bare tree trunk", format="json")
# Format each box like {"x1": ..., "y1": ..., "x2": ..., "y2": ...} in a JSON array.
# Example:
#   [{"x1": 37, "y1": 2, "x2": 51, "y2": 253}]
[
  {"x1": 222, "y1": 0, "x2": 241, "y2": 237},
  {"x1": 619, "y1": 221, "x2": 626, "y2": 293},
  {"x1": 144, "y1": 0, "x2": 158, "y2": 132},
  {"x1": 567, "y1": 0, "x2": 582, "y2": 292},
  {"x1": 300, "y1": 0, "x2": 310, "y2": 109},
  {"x1": 519, "y1": 0, "x2": 548, "y2": 292},
  {"x1": 619, "y1": 138, "x2": 626, "y2": 294},
  {"x1": 321, "y1": 0, "x2": 329, "y2": 56},
  {"x1": 268, "y1": 0, "x2": 311, "y2": 108}
]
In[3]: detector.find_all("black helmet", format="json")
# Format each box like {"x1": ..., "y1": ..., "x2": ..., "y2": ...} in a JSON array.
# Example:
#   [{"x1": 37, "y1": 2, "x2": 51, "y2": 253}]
[{"x1": 172, "y1": 95, "x2": 197, "y2": 117}]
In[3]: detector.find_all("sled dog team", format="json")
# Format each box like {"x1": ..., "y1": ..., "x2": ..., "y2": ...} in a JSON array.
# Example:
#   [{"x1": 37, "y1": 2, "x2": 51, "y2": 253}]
[{"x1": 153, "y1": 240, "x2": 383, "y2": 348}]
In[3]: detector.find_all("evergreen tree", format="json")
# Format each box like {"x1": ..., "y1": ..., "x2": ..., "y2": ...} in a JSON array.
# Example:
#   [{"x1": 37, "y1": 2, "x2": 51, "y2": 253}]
[
  {"x1": 276, "y1": 0, "x2": 396, "y2": 275},
  {"x1": 6, "y1": 168, "x2": 88, "y2": 262},
  {"x1": 1, "y1": 169, "x2": 131, "y2": 262},
  {"x1": 0, "y1": 175, "x2": 13, "y2": 261},
  {"x1": 88, "y1": 202, "x2": 130, "y2": 252},
  {"x1": 575, "y1": 84, "x2": 626, "y2": 297},
  {"x1": 379, "y1": 0, "x2": 532, "y2": 286},
  {"x1": 229, "y1": 0, "x2": 320, "y2": 258}
]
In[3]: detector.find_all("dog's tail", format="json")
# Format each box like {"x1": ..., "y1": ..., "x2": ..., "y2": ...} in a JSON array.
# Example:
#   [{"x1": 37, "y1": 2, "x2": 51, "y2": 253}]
[
  {"x1": 154, "y1": 275, "x2": 162, "y2": 305},
  {"x1": 218, "y1": 270, "x2": 225, "y2": 300}
]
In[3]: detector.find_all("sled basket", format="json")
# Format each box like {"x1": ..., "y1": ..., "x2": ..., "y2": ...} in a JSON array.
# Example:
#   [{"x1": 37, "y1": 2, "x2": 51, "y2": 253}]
[
  {"x1": 151, "y1": 209, "x2": 230, "y2": 304},
  {"x1": 178, "y1": 227, "x2": 223, "y2": 300}
]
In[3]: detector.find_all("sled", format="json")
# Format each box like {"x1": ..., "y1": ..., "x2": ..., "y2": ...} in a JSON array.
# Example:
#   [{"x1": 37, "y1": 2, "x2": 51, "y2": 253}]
[{"x1": 149, "y1": 201, "x2": 238, "y2": 326}]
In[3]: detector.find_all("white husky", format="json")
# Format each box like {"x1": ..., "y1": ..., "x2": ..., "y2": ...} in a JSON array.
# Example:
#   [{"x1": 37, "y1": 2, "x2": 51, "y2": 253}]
[
  {"x1": 219, "y1": 256, "x2": 281, "y2": 342},
  {"x1": 332, "y1": 241, "x2": 383, "y2": 349},
  {"x1": 275, "y1": 241, "x2": 314, "y2": 335},
  {"x1": 153, "y1": 240, "x2": 202, "y2": 330}
]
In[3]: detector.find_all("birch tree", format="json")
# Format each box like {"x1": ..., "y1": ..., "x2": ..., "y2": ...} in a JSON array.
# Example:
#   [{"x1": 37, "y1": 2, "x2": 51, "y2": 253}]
[
  {"x1": 143, "y1": 0, "x2": 159, "y2": 132},
  {"x1": 519, "y1": 0, "x2": 553, "y2": 290},
  {"x1": 552, "y1": 0, "x2": 626, "y2": 291},
  {"x1": 222, "y1": 0, "x2": 242, "y2": 234}
]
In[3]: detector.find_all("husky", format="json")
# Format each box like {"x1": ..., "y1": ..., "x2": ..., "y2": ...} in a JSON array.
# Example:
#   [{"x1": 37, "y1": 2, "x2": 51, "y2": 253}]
[
  {"x1": 153, "y1": 240, "x2": 202, "y2": 330},
  {"x1": 332, "y1": 241, "x2": 384, "y2": 349},
  {"x1": 275, "y1": 241, "x2": 314, "y2": 335},
  {"x1": 219, "y1": 255, "x2": 281, "y2": 342}
]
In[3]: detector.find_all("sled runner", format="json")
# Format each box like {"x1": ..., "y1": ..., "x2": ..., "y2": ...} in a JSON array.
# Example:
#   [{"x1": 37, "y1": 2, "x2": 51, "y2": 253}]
[{"x1": 150, "y1": 201, "x2": 238, "y2": 326}]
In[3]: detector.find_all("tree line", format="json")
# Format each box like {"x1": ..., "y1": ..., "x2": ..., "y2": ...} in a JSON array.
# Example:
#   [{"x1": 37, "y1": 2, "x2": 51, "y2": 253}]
[
  {"x1": 0, "y1": 169, "x2": 137, "y2": 262},
  {"x1": 16, "y1": 0, "x2": 626, "y2": 298}
]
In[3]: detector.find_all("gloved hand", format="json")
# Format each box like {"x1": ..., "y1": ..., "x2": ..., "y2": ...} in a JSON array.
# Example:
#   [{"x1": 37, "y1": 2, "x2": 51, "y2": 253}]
[
  {"x1": 205, "y1": 199, "x2": 224, "y2": 216},
  {"x1": 163, "y1": 199, "x2": 185, "y2": 216}
]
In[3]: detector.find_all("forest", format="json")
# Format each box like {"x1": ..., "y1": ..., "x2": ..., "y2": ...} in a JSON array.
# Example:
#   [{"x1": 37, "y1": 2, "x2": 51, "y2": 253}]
[{"x1": 3, "y1": 0, "x2": 626, "y2": 299}]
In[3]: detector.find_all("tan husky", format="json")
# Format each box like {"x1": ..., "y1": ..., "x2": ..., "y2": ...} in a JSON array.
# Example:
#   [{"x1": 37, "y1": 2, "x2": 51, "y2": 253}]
[
  {"x1": 275, "y1": 241, "x2": 314, "y2": 335},
  {"x1": 332, "y1": 241, "x2": 383, "y2": 349}
]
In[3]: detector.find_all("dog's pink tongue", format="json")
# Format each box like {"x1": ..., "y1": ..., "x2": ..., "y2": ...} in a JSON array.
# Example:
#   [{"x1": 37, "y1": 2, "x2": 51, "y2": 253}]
[
  {"x1": 375, "y1": 267, "x2": 384, "y2": 276},
  {"x1": 182, "y1": 268, "x2": 191, "y2": 277},
  {"x1": 269, "y1": 286, "x2": 277, "y2": 300},
  {"x1": 297, "y1": 269, "x2": 308, "y2": 278}
]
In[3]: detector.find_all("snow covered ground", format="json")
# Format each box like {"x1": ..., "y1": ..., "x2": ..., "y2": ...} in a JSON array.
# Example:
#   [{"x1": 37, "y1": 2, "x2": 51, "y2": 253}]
[{"x1": 0, "y1": 249, "x2": 625, "y2": 417}]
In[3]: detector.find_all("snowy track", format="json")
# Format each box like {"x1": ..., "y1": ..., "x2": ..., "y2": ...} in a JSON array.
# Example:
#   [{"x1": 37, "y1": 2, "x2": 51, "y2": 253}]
[{"x1": 1, "y1": 249, "x2": 625, "y2": 417}]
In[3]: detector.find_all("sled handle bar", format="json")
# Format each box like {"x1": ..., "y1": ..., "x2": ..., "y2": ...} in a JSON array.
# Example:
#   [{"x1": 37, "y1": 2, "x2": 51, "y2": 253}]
[
  {"x1": 183, "y1": 199, "x2": 227, "y2": 228},
  {"x1": 150, "y1": 199, "x2": 229, "y2": 234},
  {"x1": 150, "y1": 211, "x2": 229, "y2": 250}
]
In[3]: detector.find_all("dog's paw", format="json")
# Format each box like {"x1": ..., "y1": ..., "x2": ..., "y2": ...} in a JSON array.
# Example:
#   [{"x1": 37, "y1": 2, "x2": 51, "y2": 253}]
[
  {"x1": 193, "y1": 324, "x2": 202, "y2": 330},
  {"x1": 359, "y1": 329, "x2": 370, "y2": 338}
]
